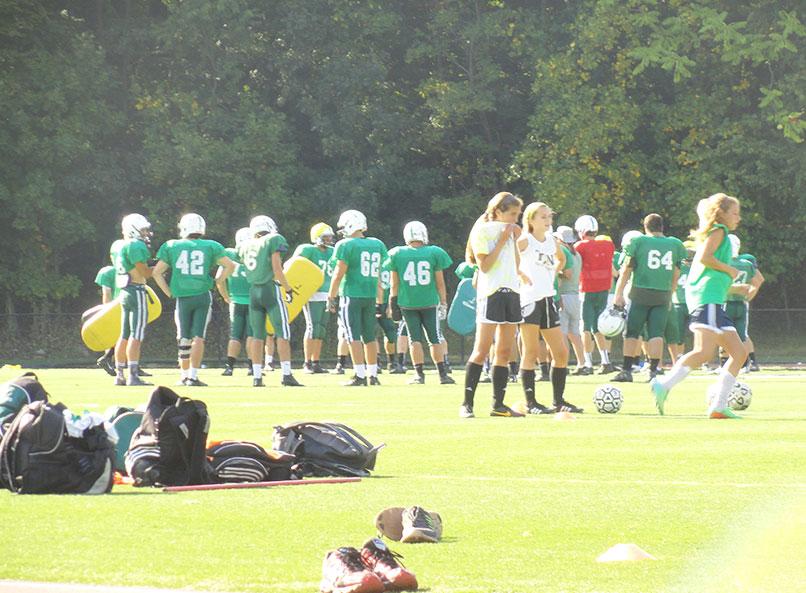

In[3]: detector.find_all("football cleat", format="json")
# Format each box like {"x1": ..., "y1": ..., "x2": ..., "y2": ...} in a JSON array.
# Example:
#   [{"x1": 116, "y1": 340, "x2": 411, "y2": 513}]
[
  {"x1": 332, "y1": 363, "x2": 346, "y2": 375},
  {"x1": 281, "y1": 374, "x2": 303, "y2": 387},
  {"x1": 389, "y1": 364, "x2": 406, "y2": 375},
  {"x1": 401, "y1": 506, "x2": 442, "y2": 544},
  {"x1": 369, "y1": 376, "x2": 381, "y2": 386},
  {"x1": 303, "y1": 362, "x2": 314, "y2": 374},
  {"x1": 97, "y1": 354, "x2": 116, "y2": 377},
  {"x1": 360, "y1": 538, "x2": 418, "y2": 591},
  {"x1": 650, "y1": 378, "x2": 668, "y2": 415},
  {"x1": 113, "y1": 377, "x2": 126, "y2": 386},
  {"x1": 573, "y1": 366, "x2": 593, "y2": 376},
  {"x1": 252, "y1": 377, "x2": 264, "y2": 388},
  {"x1": 599, "y1": 363, "x2": 619, "y2": 374},
  {"x1": 613, "y1": 370, "x2": 633, "y2": 382},
  {"x1": 439, "y1": 374, "x2": 456, "y2": 385},
  {"x1": 555, "y1": 400, "x2": 584, "y2": 413},
  {"x1": 221, "y1": 366, "x2": 234, "y2": 376},
  {"x1": 343, "y1": 376, "x2": 367, "y2": 387},
  {"x1": 709, "y1": 408, "x2": 742, "y2": 419},
  {"x1": 311, "y1": 362, "x2": 328, "y2": 374},
  {"x1": 490, "y1": 405, "x2": 525, "y2": 417},
  {"x1": 408, "y1": 375, "x2": 425, "y2": 385},
  {"x1": 126, "y1": 375, "x2": 152, "y2": 387},
  {"x1": 526, "y1": 401, "x2": 553, "y2": 415},
  {"x1": 183, "y1": 378, "x2": 207, "y2": 387},
  {"x1": 319, "y1": 547, "x2": 384, "y2": 593}
]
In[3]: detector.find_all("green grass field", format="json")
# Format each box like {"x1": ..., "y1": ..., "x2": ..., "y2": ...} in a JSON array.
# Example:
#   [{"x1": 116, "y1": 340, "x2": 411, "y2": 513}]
[{"x1": 0, "y1": 366, "x2": 804, "y2": 593}]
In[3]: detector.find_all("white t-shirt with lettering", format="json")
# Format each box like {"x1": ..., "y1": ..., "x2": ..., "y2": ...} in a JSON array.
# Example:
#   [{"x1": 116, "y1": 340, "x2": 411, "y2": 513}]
[
  {"x1": 469, "y1": 221, "x2": 520, "y2": 298},
  {"x1": 519, "y1": 232, "x2": 557, "y2": 304}
]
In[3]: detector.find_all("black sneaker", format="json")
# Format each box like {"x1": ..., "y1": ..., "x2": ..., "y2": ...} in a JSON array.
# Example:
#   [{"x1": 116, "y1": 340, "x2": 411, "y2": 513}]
[
  {"x1": 389, "y1": 364, "x2": 406, "y2": 374},
  {"x1": 281, "y1": 374, "x2": 303, "y2": 387},
  {"x1": 221, "y1": 366, "x2": 233, "y2": 376},
  {"x1": 439, "y1": 374, "x2": 456, "y2": 385},
  {"x1": 400, "y1": 506, "x2": 442, "y2": 544},
  {"x1": 311, "y1": 362, "x2": 328, "y2": 374},
  {"x1": 332, "y1": 363, "x2": 346, "y2": 375},
  {"x1": 302, "y1": 362, "x2": 314, "y2": 374},
  {"x1": 599, "y1": 363, "x2": 618, "y2": 374},
  {"x1": 97, "y1": 354, "x2": 116, "y2": 377},
  {"x1": 408, "y1": 375, "x2": 425, "y2": 385},
  {"x1": 343, "y1": 375, "x2": 367, "y2": 387},
  {"x1": 613, "y1": 370, "x2": 633, "y2": 382},
  {"x1": 253, "y1": 377, "x2": 264, "y2": 387},
  {"x1": 573, "y1": 366, "x2": 594, "y2": 376},
  {"x1": 526, "y1": 401, "x2": 553, "y2": 415},
  {"x1": 556, "y1": 400, "x2": 584, "y2": 413},
  {"x1": 749, "y1": 362, "x2": 760, "y2": 372},
  {"x1": 184, "y1": 377, "x2": 207, "y2": 387},
  {"x1": 126, "y1": 375, "x2": 152, "y2": 387},
  {"x1": 490, "y1": 405, "x2": 525, "y2": 417},
  {"x1": 265, "y1": 361, "x2": 276, "y2": 372},
  {"x1": 369, "y1": 376, "x2": 381, "y2": 386}
]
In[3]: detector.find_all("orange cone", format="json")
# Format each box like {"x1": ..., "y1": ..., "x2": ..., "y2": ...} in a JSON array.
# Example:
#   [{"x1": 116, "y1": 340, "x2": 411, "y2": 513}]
[{"x1": 554, "y1": 411, "x2": 575, "y2": 421}]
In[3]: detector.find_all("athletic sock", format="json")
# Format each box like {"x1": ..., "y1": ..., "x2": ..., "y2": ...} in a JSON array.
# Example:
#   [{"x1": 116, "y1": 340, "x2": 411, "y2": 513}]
[
  {"x1": 550, "y1": 366, "x2": 568, "y2": 407},
  {"x1": 265, "y1": 355, "x2": 274, "y2": 366},
  {"x1": 584, "y1": 352, "x2": 593, "y2": 367},
  {"x1": 280, "y1": 361, "x2": 291, "y2": 376},
  {"x1": 367, "y1": 363, "x2": 378, "y2": 377},
  {"x1": 252, "y1": 364, "x2": 262, "y2": 379},
  {"x1": 508, "y1": 361, "x2": 519, "y2": 376},
  {"x1": 601, "y1": 350, "x2": 610, "y2": 364},
  {"x1": 623, "y1": 356, "x2": 635, "y2": 372},
  {"x1": 749, "y1": 352, "x2": 756, "y2": 364},
  {"x1": 189, "y1": 367, "x2": 198, "y2": 380},
  {"x1": 415, "y1": 363, "x2": 424, "y2": 378},
  {"x1": 521, "y1": 369, "x2": 536, "y2": 404},
  {"x1": 437, "y1": 361, "x2": 447, "y2": 376},
  {"x1": 128, "y1": 361, "x2": 139, "y2": 378},
  {"x1": 710, "y1": 368, "x2": 737, "y2": 411},
  {"x1": 226, "y1": 356, "x2": 236, "y2": 368},
  {"x1": 397, "y1": 353, "x2": 405, "y2": 366},
  {"x1": 657, "y1": 363, "x2": 691, "y2": 391},
  {"x1": 491, "y1": 365, "x2": 509, "y2": 407},
  {"x1": 464, "y1": 362, "x2": 483, "y2": 406},
  {"x1": 116, "y1": 363, "x2": 126, "y2": 379},
  {"x1": 539, "y1": 362, "x2": 550, "y2": 376},
  {"x1": 650, "y1": 358, "x2": 660, "y2": 374},
  {"x1": 355, "y1": 364, "x2": 366, "y2": 379},
  {"x1": 338, "y1": 354, "x2": 348, "y2": 367}
]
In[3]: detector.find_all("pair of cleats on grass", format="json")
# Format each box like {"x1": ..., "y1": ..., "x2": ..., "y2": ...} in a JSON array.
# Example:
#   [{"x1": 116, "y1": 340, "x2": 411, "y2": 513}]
[
  {"x1": 460, "y1": 400, "x2": 583, "y2": 418},
  {"x1": 649, "y1": 378, "x2": 741, "y2": 419}
]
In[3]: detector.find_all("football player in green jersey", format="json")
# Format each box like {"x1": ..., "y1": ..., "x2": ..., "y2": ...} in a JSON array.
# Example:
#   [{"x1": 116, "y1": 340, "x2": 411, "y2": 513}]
[
  {"x1": 664, "y1": 240, "x2": 694, "y2": 365},
  {"x1": 722, "y1": 234, "x2": 763, "y2": 368},
  {"x1": 113, "y1": 213, "x2": 153, "y2": 386},
  {"x1": 239, "y1": 215, "x2": 302, "y2": 387},
  {"x1": 327, "y1": 209, "x2": 388, "y2": 386},
  {"x1": 294, "y1": 222, "x2": 335, "y2": 374},
  {"x1": 651, "y1": 194, "x2": 747, "y2": 418},
  {"x1": 387, "y1": 221, "x2": 455, "y2": 385},
  {"x1": 737, "y1": 251, "x2": 764, "y2": 371},
  {"x1": 219, "y1": 227, "x2": 254, "y2": 376},
  {"x1": 153, "y1": 213, "x2": 235, "y2": 387},
  {"x1": 376, "y1": 258, "x2": 405, "y2": 374},
  {"x1": 614, "y1": 214, "x2": 687, "y2": 382},
  {"x1": 92, "y1": 265, "x2": 117, "y2": 376}
]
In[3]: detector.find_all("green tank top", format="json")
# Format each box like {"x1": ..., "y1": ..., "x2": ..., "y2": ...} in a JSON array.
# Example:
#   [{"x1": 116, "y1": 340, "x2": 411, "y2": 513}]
[{"x1": 685, "y1": 224, "x2": 732, "y2": 309}]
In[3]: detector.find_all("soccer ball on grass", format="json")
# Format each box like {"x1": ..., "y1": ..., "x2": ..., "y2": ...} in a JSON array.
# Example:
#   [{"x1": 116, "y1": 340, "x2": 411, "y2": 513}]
[
  {"x1": 705, "y1": 381, "x2": 752, "y2": 411},
  {"x1": 593, "y1": 384, "x2": 623, "y2": 414}
]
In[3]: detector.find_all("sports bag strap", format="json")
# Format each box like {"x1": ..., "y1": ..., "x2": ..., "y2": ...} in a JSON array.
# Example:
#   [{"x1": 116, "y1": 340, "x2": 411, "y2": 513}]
[{"x1": 324, "y1": 422, "x2": 386, "y2": 453}]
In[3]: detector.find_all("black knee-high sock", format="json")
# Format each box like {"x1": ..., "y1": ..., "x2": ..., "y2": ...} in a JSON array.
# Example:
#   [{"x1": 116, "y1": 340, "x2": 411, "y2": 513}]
[
  {"x1": 623, "y1": 355, "x2": 635, "y2": 372},
  {"x1": 550, "y1": 366, "x2": 568, "y2": 407},
  {"x1": 539, "y1": 362, "x2": 550, "y2": 376},
  {"x1": 339, "y1": 354, "x2": 348, "y2": 366},
  {"x1": 508, "y1": 361, "x2": 519, "y2": 376},
  {"x1": 521, "y1": 369, "x2": 536, "y2": 404},
  {"x1": 464, "y1": 362, "x2": 483, "y2": 406},
  {"x1": 650, "y1": 358, "x2": 660, "y2": 373},
  {"x1": 492, "y1": 365, "x2": 509, "y2": 407},
  {"x1": 226, "y1": 356, "x2": 236, "y2": 368}
]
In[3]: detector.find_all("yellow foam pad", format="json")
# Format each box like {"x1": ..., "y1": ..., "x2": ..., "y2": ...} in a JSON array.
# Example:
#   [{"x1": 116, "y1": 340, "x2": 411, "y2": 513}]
[
  {"x1": 266, "y1": 256, "x2": 325, "y2": 335},
  {"x1": 81, "y1": 285, "x2": 162, "y2": 351}
]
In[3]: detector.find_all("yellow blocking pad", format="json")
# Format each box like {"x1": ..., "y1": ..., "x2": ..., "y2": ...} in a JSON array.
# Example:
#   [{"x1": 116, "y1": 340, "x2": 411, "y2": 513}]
[
  {"x1": 266, "y1": 256, "x2": 325, "y2": 335},
  {"x1": 81, "y1": 285, "x2": 162, "y2": 351}
]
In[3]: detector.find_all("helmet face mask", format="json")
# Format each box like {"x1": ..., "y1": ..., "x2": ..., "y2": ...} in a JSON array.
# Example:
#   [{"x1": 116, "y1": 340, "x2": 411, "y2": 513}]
[
  {"x1": 249, "y1": 215, "x2": 278, "y2": 236},
  {"x1": 121, "y1": 214, "x2": 152, "y2": 245},
  {"x1": 337, "y1": 210, "x2": 367, "y2": 237},
  {"x1": 178, "y1": 213, "x2": 206, "y2": 239},
  {"x1": 403, "y1": 221, "x2": 429, "y2": 245}
]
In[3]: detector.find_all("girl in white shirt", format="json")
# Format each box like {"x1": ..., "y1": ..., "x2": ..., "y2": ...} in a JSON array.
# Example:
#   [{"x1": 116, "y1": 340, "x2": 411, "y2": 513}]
[
  {"x1": 461, "y1": 192, "x2": 525, "y2": 418},
  {"x1": 518, "y1": 202, "x2": 582, "y2": 413}
]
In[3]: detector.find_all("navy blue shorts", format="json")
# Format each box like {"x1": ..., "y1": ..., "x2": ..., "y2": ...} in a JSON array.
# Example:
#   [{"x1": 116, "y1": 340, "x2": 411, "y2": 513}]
[{"x1": 688, "y1": 304, "x2": 736, "y2": 335}]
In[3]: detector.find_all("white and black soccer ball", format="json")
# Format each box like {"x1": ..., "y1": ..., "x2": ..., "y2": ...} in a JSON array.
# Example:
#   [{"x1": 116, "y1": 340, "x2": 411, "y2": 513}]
[
  {"x1": 728, "y1": 382, "x2": 752, "y2": 411},
  {"x1": 593, "y1": 384, "x2": 623, "y2": 414}
]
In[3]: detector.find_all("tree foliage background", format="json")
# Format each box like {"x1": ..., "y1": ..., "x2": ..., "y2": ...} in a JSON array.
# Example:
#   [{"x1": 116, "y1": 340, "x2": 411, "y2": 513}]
[{"x1": 1, "y1": 0, "x2": 804, "y2": 320}]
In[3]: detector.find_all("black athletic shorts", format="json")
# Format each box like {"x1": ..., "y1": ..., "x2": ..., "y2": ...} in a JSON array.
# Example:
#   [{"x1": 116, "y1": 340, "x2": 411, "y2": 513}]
[
  {"x1": 521, "y1": 296, "x2": 560, "y2": 329},
  {"x1": 477, "y1": 288, "x2": 522, "y2": 324}
]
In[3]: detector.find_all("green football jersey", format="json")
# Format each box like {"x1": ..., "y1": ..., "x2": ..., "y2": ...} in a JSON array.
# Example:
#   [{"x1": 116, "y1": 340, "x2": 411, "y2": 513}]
[
  {"x1": 685, "y1": 224, "x2": 733, "y2": 309},
  {"x1": 625, "y1": 235, "x2": 686, "y2": 292},
  {"x1": 609, "y1": 251, "x2": 624, "y2": 294},
  {"x1": 224, "y1": 248, "x2": 251, "y2": 305},
  {"x1": 109, "y1": 239, "x2": 125, "y2": 265},
  {"x1": 672, "y1": 261, "x2": 690, "y2": 305},
  {"x1": 293, "y1": 243, "x2": 334, "y2": 292},
  {"x1": 239, "y1": 234, "x2": 289, "y2": 286},
  {"x1": 94, "y1": 265, "x2": 119, "y2": 299},
  {"x1": 114, "y1": 238, "x2": 150, "y2": 289},
  {"x1": 157, "y1": 238, "x2": 226, "y2": 298},
  {"x1": 333, "y1": 236, "x2": 388, "y2": 299},
  {"x1": 380, "y1": 258, "x2": 392, "y2": 304},
  {"x1": 726, "y1": 256, "x2": 756, "y2": 302},
  {"x1": 387, "y1": 245, "x2": 452, "y2": 308}
]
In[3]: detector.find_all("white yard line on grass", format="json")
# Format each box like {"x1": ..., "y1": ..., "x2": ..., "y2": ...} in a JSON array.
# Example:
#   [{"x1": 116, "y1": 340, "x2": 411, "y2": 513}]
[{"x1": 410, "y1": 474, "x2": 806, "y2": 490}]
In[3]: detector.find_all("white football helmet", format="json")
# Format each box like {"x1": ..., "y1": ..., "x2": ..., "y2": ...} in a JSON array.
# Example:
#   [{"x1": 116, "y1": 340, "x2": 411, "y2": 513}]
[
  {"x1": 621, "y1": 230, "x2": 643, "y2": 250},
  {"x1": 178, "y1": 213, "x2": 206, "y2": 238},
  {"x1": 235, "y1": 227, "x2": 251, "y2": 247},
  {"x1": 403, "y1": 221, "x2": 429, "y2": 245},
  {"x1": 597, "y1": 306, "x2": 627, "y2": 338},
  {"x1": 121, "y1": 213, "x2": 152, "y2": 243},
  {"x1": 574, "y1": 215, "x2": 599, "y2": 237},
  {"x1": 249, "y1": 215, "x2": 278, "y2": 236},
  {"x1": 728, "y1": 234, "x2": 741, "y2": 258},
  {"x1": 337, "y1": 209, "x2": 367, "y2": 236}
]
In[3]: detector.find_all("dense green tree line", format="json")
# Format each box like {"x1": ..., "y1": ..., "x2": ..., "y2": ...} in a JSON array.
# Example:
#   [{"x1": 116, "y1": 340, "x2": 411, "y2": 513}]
[{"x1": 1, "y1": 0, "x2": 803, "y2": 323}]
